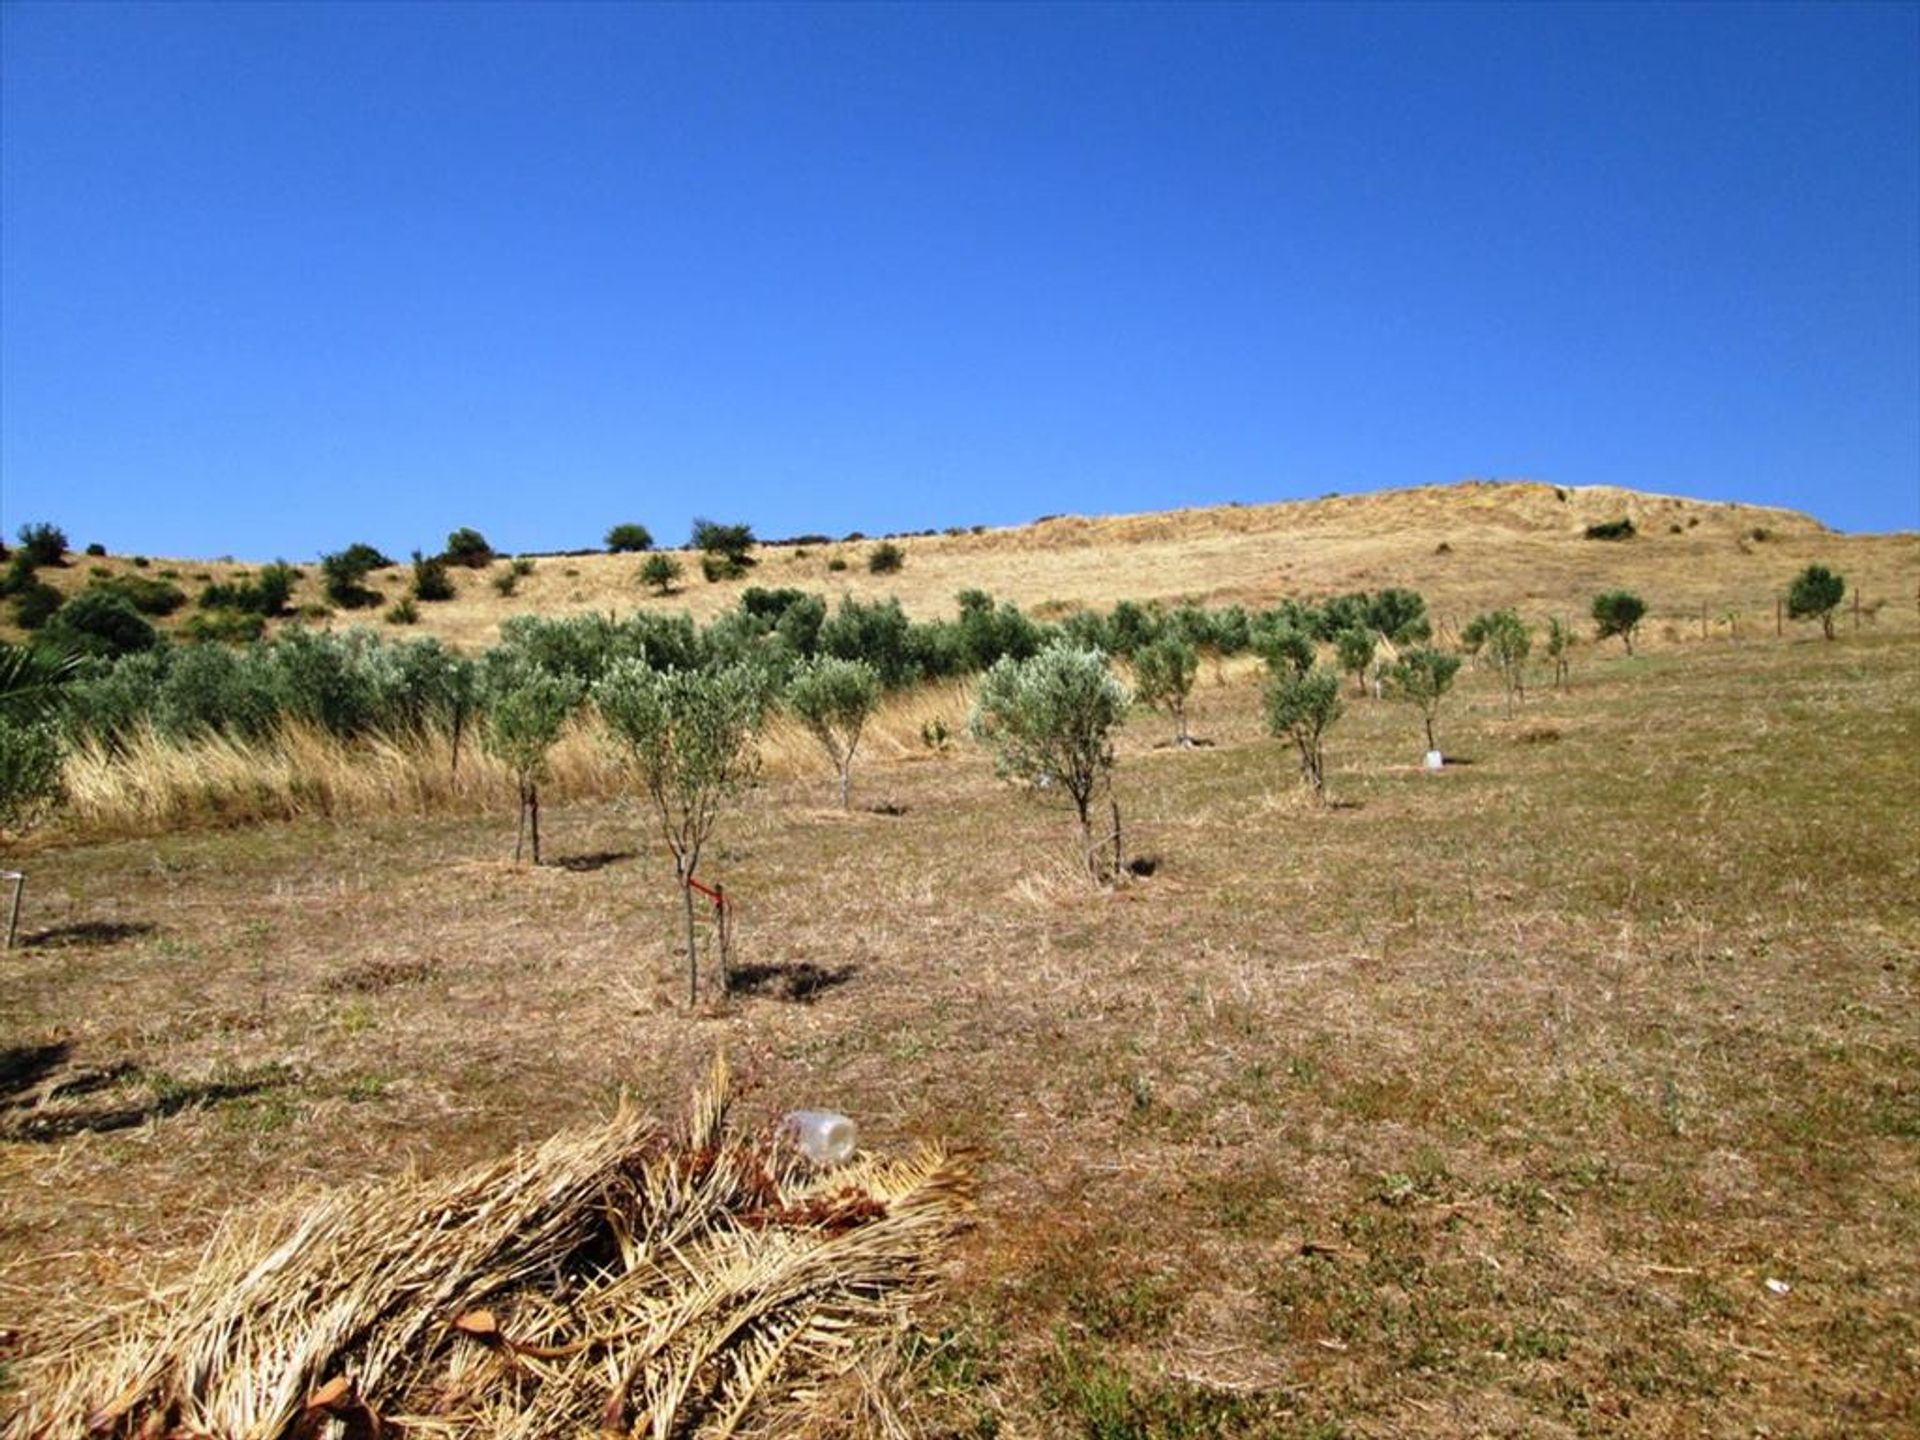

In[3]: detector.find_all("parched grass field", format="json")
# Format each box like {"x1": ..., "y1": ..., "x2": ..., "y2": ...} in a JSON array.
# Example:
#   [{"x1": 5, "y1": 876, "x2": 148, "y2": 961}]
[{"x1": 4, "y1": 620, "x2": 1916, "y2": 1435}]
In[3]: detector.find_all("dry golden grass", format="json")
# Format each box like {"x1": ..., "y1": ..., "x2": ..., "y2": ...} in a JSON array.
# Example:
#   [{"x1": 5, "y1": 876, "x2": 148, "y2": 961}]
[{"x1": 4, "y1": 626, "x2": 1915, "y2": 1435}]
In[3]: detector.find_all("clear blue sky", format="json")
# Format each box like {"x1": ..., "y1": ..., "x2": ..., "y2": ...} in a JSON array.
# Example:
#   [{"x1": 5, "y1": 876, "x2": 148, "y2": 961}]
[{"x1": 3, "y1": 2, "x2": 1916, "y2": 560}]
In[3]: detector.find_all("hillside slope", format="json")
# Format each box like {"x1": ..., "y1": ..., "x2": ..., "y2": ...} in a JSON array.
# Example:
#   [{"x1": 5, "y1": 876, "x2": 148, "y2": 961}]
[{"x1": 11, "y1": 480, "x2": 1914, "y2": 652}]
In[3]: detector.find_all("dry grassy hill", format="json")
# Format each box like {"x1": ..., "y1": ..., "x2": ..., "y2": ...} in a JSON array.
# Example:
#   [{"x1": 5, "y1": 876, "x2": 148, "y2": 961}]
[{"x1": 14, "y1": 480, "x2": 1917, "y2": 652}]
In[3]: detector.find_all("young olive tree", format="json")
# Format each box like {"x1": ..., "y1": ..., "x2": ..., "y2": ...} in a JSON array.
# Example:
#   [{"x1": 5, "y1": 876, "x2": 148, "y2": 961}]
[
  {"x1": 1132, "y1": 634, "x2": 1199, "y2": 746},
  {"x1": 969, "y1": 644, "x2": 1131, "y2": 882},
  {"x1": 1386, "y1": 647, "x2": 1463, "y2": 754},
  {"x1": 787, "y1": 655, "x2": 882, "y2": 809},
  {"x1": 481, "y1": 665, "x2": 584, "y2": 864},
  {"x1": 1545, "y1": 617, "x2": 1573, "y2": 689},
  {"x1": 1592, "y1": 590, "x2": 1647, "y2": 655},
  {"x1": 1787, "y1": 564, "x2": 1845, "y2": 640},
  {"x1": 1263, "y1": 660, "x2": 1343, "y2": 803},
  {"x1": 1463, "y1": 608, "x2": 1531, "y2": 714},
  {"x1": 640, "y1": 553, "x2": 684, "y2": 595},
  {"x1": 1334, "y1": 627, "x2": 1377, "y2": 697},
  {"x1": 597, "y1": 661, "x2": 764, "y2": 1001},
  {"x1": 0, "y1": 643, "x2": 78, "y2": 945}
]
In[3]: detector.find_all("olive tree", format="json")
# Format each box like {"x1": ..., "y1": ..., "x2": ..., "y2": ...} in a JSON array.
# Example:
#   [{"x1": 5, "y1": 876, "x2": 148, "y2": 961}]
[
  {"x1": 1545, "y1": 617, "x2": 1574, "y2": 689},
  {"x1": 787, "y1": 655, "x2": 882, "y2": 809},
  {"x1": 0, "y1": 643, "x2": 78, "y2": 946},
  {"x1": 597, "y1": 661, "x2": 765, "y2": 1001},
  {"x1": 1787, "y1": 564, "x2": 1845, "y2": 640},
  {"x1": 1385, "y1": 647, "x2": 1463, "y2": 754},
  {"x1": 1592, "y1": 590, "x2": 1647, "y2": 655},
  {"x1": 1463, "y1": 608, "x2": 1531, "y2": 713},
  {"x1": 1259, "y1": 637, "x2": 1336, "y2": 806},
  {"x1": 481, "y1": 664, "x2": 584, "y2": 864},
  {"x1": 640, "y1": 553, "x2": 684, "y2": 595},
  {"x1": 1132, "y1": 635, "x2": 1199, "y2": 746},
  {"x1": 969, "y1": 644, "x2": 1131, "y2": 881},
  {"x1": 1334, "y1": 627, "x2": 1377, "y2": 697}
]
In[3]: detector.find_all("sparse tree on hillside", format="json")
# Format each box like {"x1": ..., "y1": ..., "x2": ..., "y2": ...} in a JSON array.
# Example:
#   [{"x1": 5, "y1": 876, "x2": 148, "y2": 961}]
[
  {"x1": 597, "y1": 661, "x2": 765, "y2": 1002},
  {"x1": 1263, "y1": 657, "x2": 1342, "y2": 803},
  {"x1": 1464, "y1": 609, "x2": 1531, "y2": 714},
  {"x1": 606, "y1": 523, "x2": 654, "y2": 553},
  {"x1": 1132, "y1": 635, "x2": 1199, "y2": 746},
  {"x1": 481, "y1": 665, "x2": 584, "y2": 865},
  {"x1": 970, "y1": 644, "x2": 1131, "y2": 882},
  {"x1": 1545, "y1": 617, "x2": 1573, "y2": 689},
  {"x1": 444, "y1": 527, "x2": 495, "y2": 568},
  {"x1": 1335, "y1": 627, "x2": 1377, "y2": 697},
  {"x1": 1592, "y1": 590, "x2": 1648, "y2": 655},
  {"x1": 1787, "y1": 564, "x2": 1846, "y2": 640},
  {"x1": 640, "y1": 554, "x2": 684, "y2": 595},
  {"x1": 321, "y1": 543, "x2": 393, "y2": 609},
  {"x1": 691, "y1": 519, "x2": 756, "y2": 581},
  {"x1": 1386, "y1": 647, "x2": 1463, "y2": 754},
  {"x1": 787, "y1": 656, "x2": 882, "y2": 809},
  {"x1": 16, "y1": 523, "x2": 67, "y2": 568}
]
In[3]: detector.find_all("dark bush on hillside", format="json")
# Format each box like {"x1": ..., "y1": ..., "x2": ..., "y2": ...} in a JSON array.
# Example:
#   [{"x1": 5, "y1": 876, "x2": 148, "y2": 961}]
[
  {"x1": 1585, "y1": 517, "x2": 1637, "y2": 541},
  {"x1": 43, "y1": 592, "x2": 158, "y2": 658},
  {"x1": 17, "y1": 522, "x2": 68, "y2": 567},
  {"x1": 1367, "y1": 587, "x2": 1431, "y2": 645},
  {"x1": 1103, "y1": 599, "x2": 1162, "y2": 657},
  {"x1": 12, "y1": 579, "x2": 64, "y2": 630},
  {"x1": 91, "y1": 574, "x2": 188, "y2": 616},
  {"x1": 85, "y1": 543, "x2": 107, "y2": 557},
  {"x1": 691, "y1": 519, "x2": 756, "y2": 576},
  {"x1": 954, "y1": 589, "x2": 1046, "y2": 671},
  {"x1": 183, "y1": 609, "x2": 269, "y2": 644},
  {"x1": 605, "y1": 523, "x2": 653, "y2": 553},
  {"x1": 443, "y1": 527, "x2": 494, "y2": 568},
  {"x1": 818, "y1": 596, "x2": 920, "y2": 688},
  {"x1": 411, "y1": 551, "x2": 456, "y2": 602},
  {"x1": 200, "y1": 561, "x2": 295, "y2": 617},
  {"x1": 321, "y1": 544, "x2": 392, "y2": 609},
  {"x1": 867, "y1": 541, "x2": 905, "y2": 574}
]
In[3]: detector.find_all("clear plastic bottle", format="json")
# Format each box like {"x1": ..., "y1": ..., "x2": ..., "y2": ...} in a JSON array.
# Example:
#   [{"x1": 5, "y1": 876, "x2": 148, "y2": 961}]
[{"x1": 785, "y1": 1110, "x2": 857, "y2": 1165}]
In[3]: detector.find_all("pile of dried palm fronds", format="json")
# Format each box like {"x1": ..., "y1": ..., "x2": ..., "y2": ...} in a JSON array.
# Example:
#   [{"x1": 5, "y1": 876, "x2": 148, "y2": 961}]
[{"x1": 3, "y1": 1057, "x2": 969, "y2": 1438}]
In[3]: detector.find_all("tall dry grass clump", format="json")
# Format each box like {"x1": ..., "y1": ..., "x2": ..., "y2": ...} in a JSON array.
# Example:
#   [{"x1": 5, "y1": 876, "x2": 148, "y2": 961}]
[
  {"x1": 4, "y1": 1057, "x2": 969, "y2": 1438},
  {"x1": 56, "y1": 687, "x2": 978, "y2": 839}
]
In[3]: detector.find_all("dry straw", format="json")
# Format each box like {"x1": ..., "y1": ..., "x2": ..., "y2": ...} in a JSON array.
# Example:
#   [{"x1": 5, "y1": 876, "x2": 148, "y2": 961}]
[{"x1": 3, "y1": 1057, "x2": 969, "y2": 1438}]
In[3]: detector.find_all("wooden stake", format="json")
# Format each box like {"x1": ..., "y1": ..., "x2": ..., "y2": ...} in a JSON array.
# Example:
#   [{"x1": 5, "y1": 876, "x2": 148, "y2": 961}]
[{"x1": 3, "y1": 872, "x2": 23, "y2": 950}]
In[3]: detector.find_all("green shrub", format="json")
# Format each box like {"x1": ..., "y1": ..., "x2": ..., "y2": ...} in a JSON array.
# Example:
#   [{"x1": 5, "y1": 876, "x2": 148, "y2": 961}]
[
  {"x1": 443, "y1": 527, "x2": 494, "y2": 568},
  {"x1": 691, "y1": 518, "x2": 755, "y2": 577},
  {"x1": 1786, "y1": 563, "x2": 1845, "y2": 640},
  {"x1": 411, "y1": 551, "x2": 455, "y2": 602},
  {"x1": 0, "y1": 712, "x2": 64, "y2": 836},
  {"x1": 182, "y1": 609, "x2": 268, "y2": 644},
  {"x1": 1385, "y1": 646, "x2": 1463, "y2": 752},
  {"x1": 16, "y1": 522, "x2": 68, "y2": 567},
  {"x1": 321, "y1": 543, "x2": 392, "y2": 608},
  {"x1": 1132, "y1": 635, "x2": 1198, "y2": 745},
  {"x1": 84, "y1": 543, "x2": 107, "y2": 558},
  {"x1": 387, "y1": 597, "x2": 420, "y2": 625},
  {"x1": 1592, "y1": 589, "x2": 1648, "y2": 654},
  {"x1": 42, "y1": 592, "x2": 158, "y2": 658},
  {"x1": 867, "y1": 540, "x2": 905, "y2": 574},
  {"x1": 1585, "y1": 517, "x2": 1636, "y2": 541},
  {"x1": 91, "y1": 573, "x2": 187, "y2": 616},
  {"x1": 491, "y1": 568, "x2": 520, "y2": 597},
  {"x1": 827, "y1": 556, "x2": 848, "y2": 572},
  {"x1": 605, "y1": 523, "x2": 653, "y2": 553},
  {"x1": 481, "y1": 663, "x2": 584, "y2": 863},
  {"x1": 1463, "y1": 608, "x2": 1531, "y2": 711},
  {"x1": 640, "y1": 554, "x2": 684, "y2": 594}
]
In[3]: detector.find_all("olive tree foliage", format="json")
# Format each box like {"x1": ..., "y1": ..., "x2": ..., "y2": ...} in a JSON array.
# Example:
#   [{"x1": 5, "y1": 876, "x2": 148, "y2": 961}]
[
  {"x1": 1592, "y1": 590, "x2": 1647, "y2": 655},
  {"x1": 1334, "y1": 627, "x2": 1378, "y2": 697},
  {"x1": 1463, "y1": 608, "x2": 1531, "y2": 713},
  {"x1": 786, "y1": 655, "x2": 882, "y2": 809},
  {"x1": 1385, "y1": 647, "x2": 1463, "y2": 754},
  {"x1": 640, "y1": 553, "x2": 684, "y2": 595},
  {"x1": 969, "y1": 644, "x2": 1131, "y2": 881},
  {"x1": 1262, "y1": 645, "x2": 1343, "y2": 803},
  {"x1": 480, "y1": 662, "x2": 584, "y2": 865},
  {"x1": 596, "y1": 661, "x2": 766, "y2": 1001},
  {"x1": 1132, "y1": 635, "x2": 1199, "y2": 746},
  {"x1": 0, "y1": 643, "x2": 75, "y2": 840},
  {"x1": 1787, "y1": 564, "x2": 1845, "y2": 640}
]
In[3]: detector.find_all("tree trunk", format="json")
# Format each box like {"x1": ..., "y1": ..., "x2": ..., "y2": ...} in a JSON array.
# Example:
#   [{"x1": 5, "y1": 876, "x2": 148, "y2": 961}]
[
  {"x1": 680, "y1": 866, "x2": 699, "y2": 1006},
  {"x1": 838, "y1": 761, "x2": 851, "y2": 810},
  {"x1": 1175, "y1": 703, "x2": 1190, "y2": 747},
  {"x1": 1075, "y1": 798, "x2": 1097, "y2": 881},
  {"x1": 529, "y1": 783, "x2": 541, "y2": 865},
  {"x1": 1424, "y1": 714, "x2": 1437, "y2": 752},
  {"x1": 514, "y1": 781, "x2": 528, "y2": 862}
]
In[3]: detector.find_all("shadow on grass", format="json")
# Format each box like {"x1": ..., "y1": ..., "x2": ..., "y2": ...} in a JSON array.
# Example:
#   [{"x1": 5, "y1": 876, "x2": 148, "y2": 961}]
[
  {"x1": 18, "y1": 920, "x2": 157, "y2": 949},
  {"x1": 0, "y1": 1060, "x2": 295, "y2": 1142},
  {"x1": 728, "y1": 961, "x2": 858, "y2": 1003},
  {"x1": 0, "y1": 1040, "x2": 73, "y2": 1105},
  {"x1": 553, "y1": 850, "x2": 637, "y2": 873}
]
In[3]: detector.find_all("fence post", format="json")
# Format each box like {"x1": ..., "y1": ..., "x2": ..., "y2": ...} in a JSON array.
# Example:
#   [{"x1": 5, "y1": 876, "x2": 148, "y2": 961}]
[{"x1": 3, "y1": 872, "x2": 23, "y2": 950}]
